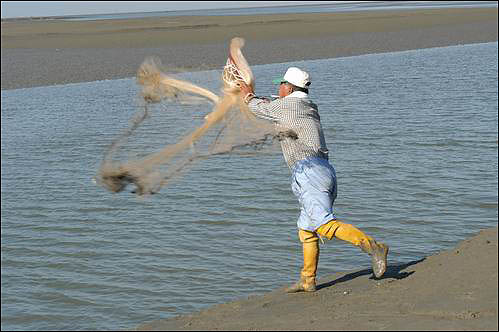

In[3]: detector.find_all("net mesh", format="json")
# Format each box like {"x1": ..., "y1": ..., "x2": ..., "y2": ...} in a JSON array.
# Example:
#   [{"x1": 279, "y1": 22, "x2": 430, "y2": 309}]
[
  {"x1": 222, "y1": 57, "x2": 246, "y2": 88},
  {"x1": 96, "y1": 37, "x2": 279, "y2": 196}
]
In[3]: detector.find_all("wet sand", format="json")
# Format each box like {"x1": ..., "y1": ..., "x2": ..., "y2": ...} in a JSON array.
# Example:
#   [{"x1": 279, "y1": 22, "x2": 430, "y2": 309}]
[
  {"x1": 136, "y1": 227, "x2": 498, "y2": 331},
  {"x1": 1, "y1": 7, "x2": 497, "y2": 90}
]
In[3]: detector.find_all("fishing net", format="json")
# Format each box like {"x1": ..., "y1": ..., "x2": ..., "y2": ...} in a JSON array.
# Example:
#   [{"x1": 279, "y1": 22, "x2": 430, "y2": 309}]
[{"x1": 96, "y1": 37, "x2": 280, "y2": 196}]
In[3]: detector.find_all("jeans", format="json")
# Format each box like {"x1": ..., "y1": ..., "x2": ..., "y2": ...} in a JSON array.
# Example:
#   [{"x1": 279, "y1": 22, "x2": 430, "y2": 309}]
[{"x1": 291, "y1": 156, "x2": 337, "y2": 231}]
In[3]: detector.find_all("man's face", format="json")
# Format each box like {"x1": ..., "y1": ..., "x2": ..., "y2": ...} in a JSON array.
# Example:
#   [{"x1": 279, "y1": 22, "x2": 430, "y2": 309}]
[{"x1": 279, "y1": 82, "x2": 293, "y2": 98}]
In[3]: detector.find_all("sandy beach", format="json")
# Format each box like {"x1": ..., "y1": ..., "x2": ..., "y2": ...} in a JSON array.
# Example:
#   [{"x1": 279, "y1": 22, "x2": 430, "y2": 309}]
[
  {"x1": 1, "y1": 7, "x2": 497, "y2": 90},
  {"x1": 136, "y1": 227, "x2": 498, "y2": 331}
]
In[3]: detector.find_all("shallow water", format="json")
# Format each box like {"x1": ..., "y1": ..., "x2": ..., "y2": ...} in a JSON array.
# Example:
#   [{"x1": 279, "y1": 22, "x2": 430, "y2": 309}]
[
  {"x1": 57, "y1": 1, "x2": 498, "y2": 21},
  {"x1": 1, "y1": 42, "x2": 497, "y2": 331}
]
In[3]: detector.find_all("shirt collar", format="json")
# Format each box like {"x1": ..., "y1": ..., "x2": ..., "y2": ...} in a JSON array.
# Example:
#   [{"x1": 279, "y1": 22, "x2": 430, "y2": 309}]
[{"x1": 285, "y1": 91, "x2": 308, "y2": 99}]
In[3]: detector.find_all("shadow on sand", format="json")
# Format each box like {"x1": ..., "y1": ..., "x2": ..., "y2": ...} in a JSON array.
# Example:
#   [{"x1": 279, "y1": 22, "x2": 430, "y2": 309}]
[{"x1": 316, "y1": 258, "x2": 425, "y2": 291}]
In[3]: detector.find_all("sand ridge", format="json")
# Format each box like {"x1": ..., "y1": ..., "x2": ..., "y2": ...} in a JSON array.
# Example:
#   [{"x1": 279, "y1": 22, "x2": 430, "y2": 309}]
[
  {"x1": 135, "y1": 227, "x2": 498, "y2": 331},
  {"x1": 1, "y1": 7, "x2": 497, "y2": 90}
]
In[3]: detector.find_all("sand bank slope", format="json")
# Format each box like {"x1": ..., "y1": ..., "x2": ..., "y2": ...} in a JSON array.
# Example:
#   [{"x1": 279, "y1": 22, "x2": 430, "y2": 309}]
[{"x1": 136, "y1": 227, "x2": 498, "y2": 331}]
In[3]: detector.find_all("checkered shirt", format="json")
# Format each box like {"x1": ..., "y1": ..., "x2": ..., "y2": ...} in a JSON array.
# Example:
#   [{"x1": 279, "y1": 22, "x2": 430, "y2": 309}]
[{"x1": 247, "y1": 92, "x2": 329, "y2": 169}]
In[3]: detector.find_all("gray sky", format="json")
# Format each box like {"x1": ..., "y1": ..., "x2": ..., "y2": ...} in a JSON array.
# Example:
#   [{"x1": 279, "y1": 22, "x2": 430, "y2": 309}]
[{"x1": 1, "y1": 1, "x2": 340, "y2": 18}]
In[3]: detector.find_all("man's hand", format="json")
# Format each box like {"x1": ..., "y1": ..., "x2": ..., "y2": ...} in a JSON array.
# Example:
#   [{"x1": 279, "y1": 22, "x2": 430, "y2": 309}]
[{"x1": 239, "y1": 82, "x2": 254, "y2": 95}]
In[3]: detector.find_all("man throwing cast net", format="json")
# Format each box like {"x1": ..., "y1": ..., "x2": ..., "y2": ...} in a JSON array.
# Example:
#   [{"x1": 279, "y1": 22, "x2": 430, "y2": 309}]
[{"x1": 239, "y1": 66, "x2": 389, "y2": 292}]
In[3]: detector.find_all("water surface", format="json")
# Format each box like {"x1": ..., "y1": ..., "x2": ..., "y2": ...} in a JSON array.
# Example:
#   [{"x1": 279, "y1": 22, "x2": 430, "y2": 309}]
[{"x1": 1, "y1": 42, "x2": 497, "y2": 331}]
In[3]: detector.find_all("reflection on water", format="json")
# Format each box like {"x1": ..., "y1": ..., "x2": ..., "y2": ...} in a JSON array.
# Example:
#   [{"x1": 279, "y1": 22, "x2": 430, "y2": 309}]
[{"x1": 1, "y1": 42, "x2": 497, "y2": 331}]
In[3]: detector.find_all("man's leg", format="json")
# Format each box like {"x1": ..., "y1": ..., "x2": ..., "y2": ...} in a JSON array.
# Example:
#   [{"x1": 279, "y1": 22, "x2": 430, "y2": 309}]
[
  {"x1": 316, "y1": 220, "x2": 389, "y2": 278},
  {"x1": 286, "y1": 229, "x2": 319, "y2": 293}
]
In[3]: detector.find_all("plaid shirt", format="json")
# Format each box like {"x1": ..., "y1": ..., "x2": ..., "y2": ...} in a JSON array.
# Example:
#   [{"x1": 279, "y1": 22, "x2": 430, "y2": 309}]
[{"x1": 247, "y1": 91, "x2": 329, "y2": 169}]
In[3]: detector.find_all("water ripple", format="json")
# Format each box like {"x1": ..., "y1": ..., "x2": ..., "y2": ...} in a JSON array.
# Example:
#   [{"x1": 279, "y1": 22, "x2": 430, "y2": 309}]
[{"x1": 1, "y1": 42, "x2": 497, "y2": 331}]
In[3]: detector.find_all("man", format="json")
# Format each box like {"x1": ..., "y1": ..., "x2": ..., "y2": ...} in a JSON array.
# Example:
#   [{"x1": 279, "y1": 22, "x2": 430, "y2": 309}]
[{"x1": 239, "y1": 67, "x2": 389, "y2": 293}]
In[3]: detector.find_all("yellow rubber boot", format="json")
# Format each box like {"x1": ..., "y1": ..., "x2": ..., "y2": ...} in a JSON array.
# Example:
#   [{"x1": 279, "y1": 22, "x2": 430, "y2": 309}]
[
  {"x1": 316, "y1": 220, "x2": 389, "y2": 278},
  {"x1": 286, "y1": 230, "x2": 319, "y2": 293}
]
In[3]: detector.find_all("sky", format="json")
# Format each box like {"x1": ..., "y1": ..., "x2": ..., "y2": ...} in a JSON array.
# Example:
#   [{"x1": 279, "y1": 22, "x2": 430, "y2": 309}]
[{"x1": 1, "y1": 1, "x2": 341, "y2": 18}]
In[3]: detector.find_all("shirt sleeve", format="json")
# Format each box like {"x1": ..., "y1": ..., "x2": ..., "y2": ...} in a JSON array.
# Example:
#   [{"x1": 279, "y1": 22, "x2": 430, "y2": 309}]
[{"x1": 247, "y1": 97, "x2": 283, "y2": 122}]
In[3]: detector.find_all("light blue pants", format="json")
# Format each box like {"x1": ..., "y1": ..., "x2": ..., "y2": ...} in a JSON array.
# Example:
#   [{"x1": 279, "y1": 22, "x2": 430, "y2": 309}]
[{"x1": 291, "y1": 156, "x2": 337, "y2": 232}]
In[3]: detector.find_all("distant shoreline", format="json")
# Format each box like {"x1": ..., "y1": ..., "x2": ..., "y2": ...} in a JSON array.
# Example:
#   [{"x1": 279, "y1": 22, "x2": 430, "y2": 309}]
[
  {"x1": 0, "y1": 2, "x2": 328, "y2": 22},
  {"x1": 2, "y1": 1, "x2": 496, "y2": 22},
  {"x1": 1, "y1": 7, "x2": 497, "y2": 90}
]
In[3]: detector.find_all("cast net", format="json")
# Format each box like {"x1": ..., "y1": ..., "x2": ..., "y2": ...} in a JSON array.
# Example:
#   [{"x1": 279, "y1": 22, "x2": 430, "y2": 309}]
[{"x1": 96, "y1": 37, "x2": 279, "y2": 196}]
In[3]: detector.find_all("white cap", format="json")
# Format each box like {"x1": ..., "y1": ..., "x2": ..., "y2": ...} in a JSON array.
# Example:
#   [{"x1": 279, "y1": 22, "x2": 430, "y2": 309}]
[{"x1": 282, "y1": 67, "x2": 311, "y2": 88}]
